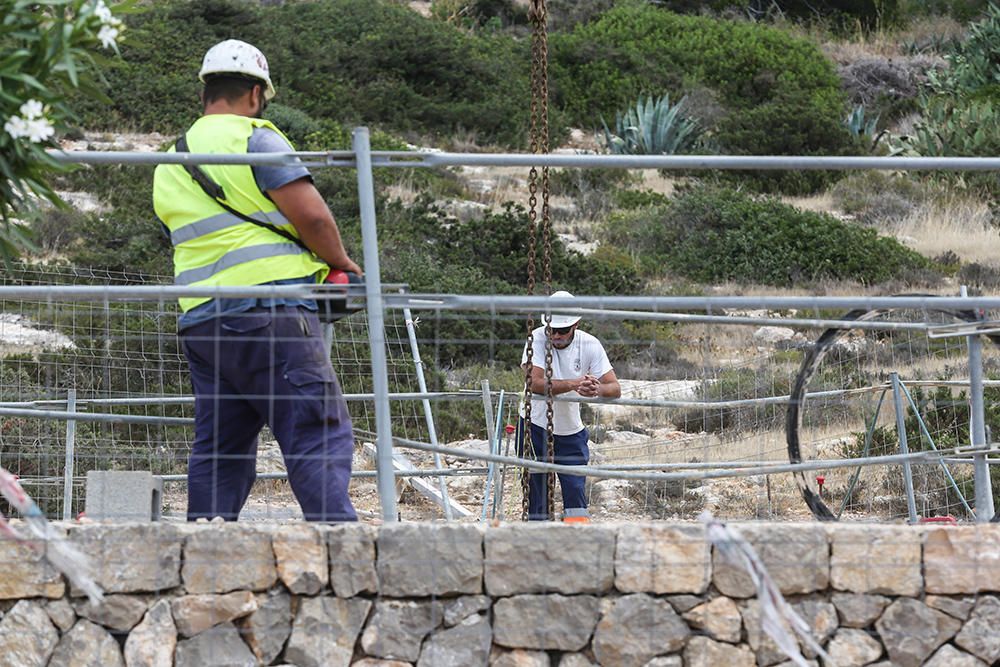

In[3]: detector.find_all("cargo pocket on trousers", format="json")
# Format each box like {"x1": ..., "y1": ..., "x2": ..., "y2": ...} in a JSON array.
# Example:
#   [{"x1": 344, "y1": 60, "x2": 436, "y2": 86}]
[{"x1": 284, "y1": 365, "x2": 339, "y2": 426}]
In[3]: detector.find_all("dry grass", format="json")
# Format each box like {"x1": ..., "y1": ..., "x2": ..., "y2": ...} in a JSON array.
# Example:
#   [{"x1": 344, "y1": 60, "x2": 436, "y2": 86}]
[
  {"x1": 787, "y1": 15, "x2": 965, "y2": 63},
  {"x1": 891, "y1": 194, "x2": 1000, "y2": 266}
]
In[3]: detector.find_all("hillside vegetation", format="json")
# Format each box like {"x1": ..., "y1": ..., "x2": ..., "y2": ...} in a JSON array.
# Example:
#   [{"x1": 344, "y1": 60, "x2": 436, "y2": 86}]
[{"x1": 24, "y1": 0, "x2": 1000, "y2": 335}]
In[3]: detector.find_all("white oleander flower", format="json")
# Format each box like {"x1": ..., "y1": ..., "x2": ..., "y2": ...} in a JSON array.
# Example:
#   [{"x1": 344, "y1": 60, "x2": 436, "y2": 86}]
[
  {"x1": 98, "y1": 24, "x2": 119, "y2": 49},
  {"x1": 19, "y1": 99, "x2": 44, "y2": 120},
  {"x1": 25, "y1": 117, "x2": 55, "y2": 143},
  {"x1": 4, "y1": 116, "x2": 29, "y2": 140},
  {"x1": 93, "y1": 0, "x2": 113, "y2": 23}
]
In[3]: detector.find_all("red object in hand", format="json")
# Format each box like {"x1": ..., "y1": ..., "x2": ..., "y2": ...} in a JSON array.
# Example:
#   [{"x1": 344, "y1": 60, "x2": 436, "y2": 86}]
[{"x1": 325, "y1": 269, "x2": 350, "y2": 284}]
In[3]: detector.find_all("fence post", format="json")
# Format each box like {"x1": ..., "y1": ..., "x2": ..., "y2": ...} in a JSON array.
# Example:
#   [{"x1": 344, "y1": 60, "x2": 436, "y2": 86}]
[
  {"x1": 62, "y1": 389, "x2": 77, "y2": 521},
  {"x1": 402, "y1": 304, "x2": 453, "y2": 520},
  {"x1": 353, "y1": 127, "x2": 397, "y2": 523},
  {"x1": 963, "y1": 285, "x2": 995, "y2": 522},
  {"x1": 890, "y1": 373, "x2": 918, "y2": 523}
]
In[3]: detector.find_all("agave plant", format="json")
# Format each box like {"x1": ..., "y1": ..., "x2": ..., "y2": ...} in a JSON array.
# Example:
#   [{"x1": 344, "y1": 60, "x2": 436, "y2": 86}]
[
  {"x1": 601, "y1": 94, "x2": 703, "y2": 155},
  {"x1": 844, "y1": 104, "x2": 880, "y2": 139}
]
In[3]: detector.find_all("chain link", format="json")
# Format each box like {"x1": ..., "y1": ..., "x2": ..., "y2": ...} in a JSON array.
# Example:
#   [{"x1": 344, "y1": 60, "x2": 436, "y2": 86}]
[
  {"x1": 523, "y1": 0, "x2": 557, "y2": 521},
  {"x1": 520, "y1": 0, "x2": 547, "y2": 522}
]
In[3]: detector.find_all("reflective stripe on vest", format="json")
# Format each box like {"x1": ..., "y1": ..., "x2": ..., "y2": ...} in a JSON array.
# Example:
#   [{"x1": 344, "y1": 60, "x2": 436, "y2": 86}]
[
  {"x1": 169, "y1": 209, "x2": 293, "y2": 245},
  {"x1": 174, "y1": 243, "x2": 308, "y2": 285}
]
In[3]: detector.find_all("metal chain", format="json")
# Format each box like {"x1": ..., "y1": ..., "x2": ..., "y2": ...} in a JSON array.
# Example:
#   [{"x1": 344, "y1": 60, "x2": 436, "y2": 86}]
[
  {"x1": 535, "y1": 0, "x2": 557, "y2": 522},
  {"x1": 524, "y1": 0, "x2": 557, "y2": 521},
  {"x1": 520, "y1": 0, "x2": 545, "y2": 522}
]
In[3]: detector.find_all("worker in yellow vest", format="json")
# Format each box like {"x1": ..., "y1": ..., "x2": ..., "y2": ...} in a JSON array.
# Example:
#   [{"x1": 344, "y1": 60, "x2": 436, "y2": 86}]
[{"x1": 153, "y1": 39, "x2": 360, "y2": 522}]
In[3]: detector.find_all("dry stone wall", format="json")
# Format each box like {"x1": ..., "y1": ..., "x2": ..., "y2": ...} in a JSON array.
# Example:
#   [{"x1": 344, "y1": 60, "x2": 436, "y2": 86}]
[{"x1": 0, "y1": 521, "x2": 998, "y2": 666}]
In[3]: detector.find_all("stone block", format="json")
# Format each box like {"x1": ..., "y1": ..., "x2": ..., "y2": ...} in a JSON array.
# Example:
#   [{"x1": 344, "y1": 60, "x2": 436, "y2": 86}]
[
  {"x1": 875, "y1": 598, "x2": 960, "y2": 667},
  {"x1": 713, "y1": 523, "x2": 828, "y2": 597},
  {"x1": 377, "y1": 523, "x2": 482, "y2": 597},
  {"x1": 324, "y1": 524, "x2": 377, "y2": 597},
  {"x1": 0, "y1": 600, "x2": 59, "y2": 667},
  {"x1": 825, "y1": 628, "x2": 885, "y2": 667},
  {"x1": 924, "y1": 526, "x2": 1000, "y2": 594},
  {"x1": 285, "y1": 596, "x2": 371, "y2": 667},
  {"x1": 829, "y1": 524, "x2": 922, "y2": 596},
  {"x1": 418, "y1": 614, "x2": 491, "y2": 667},
  {"x1": 831, "y1": 592, "x2": 889, "y2": 628},
  {"x1": 48, "y1": 619, "x2": 124, "y2": 667},
  {"x1": 494, "y1": 595, "x2": 599, "y2": 651},
  {"x1": 237, "y1": 589, "x2": 292, "y2": 666},
  {"x1": 0, "y1": 525, "x2": 65, "y2": 599},
  {"x1": 614, "y1": 524, "x2": 710, "y2": 594},
  {"x1": 684, "y1": 636, "x2": 755, "y2": 667},
  {"x1": 175, "y1": 622, "x2": 255, "y2": 667},
  {"x1": 72, "y1": 594, "x2": 149, "y2": 632},
  {"x1": 124, "y1": 599, "x2": 176, "y2": 667},
  {"x1": 592, "y1": 594, "x2": 689, "y2": 667},
  {"x1": 69, "y1": 524, "x2": 181, "y2": 594},
  {"x1": 182, "y1": 524, "x2": 276, "y2": 594},
  {"x1": 361, "y1": 600, "x2": 443, "y2": 662},
  {"x1": 273, "y1": 524, "x2": 328, "y2": 595},
  {"x1": 84, "y1": 471, "x2": 162, "y2": 521},
  {"x1": 954, "y1": 595, "x2": 1000, "y2": 664},
  {"x1": 485, "y1": 524, "x2": 614, "y2": 595},
  {"x1": 683, "y1": 596, "x2": 741, "y2": 643},
  {"x1": 171, "y1": 591, "x2": 257, "y2": 637}
]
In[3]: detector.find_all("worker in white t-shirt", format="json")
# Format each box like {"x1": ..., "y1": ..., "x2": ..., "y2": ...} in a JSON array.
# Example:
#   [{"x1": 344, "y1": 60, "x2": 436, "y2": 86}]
[{"x1": 519, "y1": 291, "x2": 621, "y2": 522}]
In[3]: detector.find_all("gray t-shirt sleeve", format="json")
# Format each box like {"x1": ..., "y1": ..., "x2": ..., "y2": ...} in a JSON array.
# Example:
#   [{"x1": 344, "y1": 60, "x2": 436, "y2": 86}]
[{"x1": 248, "y1": 127, "x2": 311, "y2": 193}]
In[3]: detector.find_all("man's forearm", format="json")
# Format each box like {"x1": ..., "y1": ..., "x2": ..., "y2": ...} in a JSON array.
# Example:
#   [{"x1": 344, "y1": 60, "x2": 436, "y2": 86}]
[
  {"x1": 529, "y1": 377, "x2": 581, "y2": 396},
  {"x1": 296, "y1": 217, "x2": 352, "y2": 268}
]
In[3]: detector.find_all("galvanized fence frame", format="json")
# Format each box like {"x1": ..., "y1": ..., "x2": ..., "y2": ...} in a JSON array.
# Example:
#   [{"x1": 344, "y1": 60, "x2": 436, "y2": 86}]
[{"x1": 41, "y1": 136, "x2": 1000, "y2": 522}]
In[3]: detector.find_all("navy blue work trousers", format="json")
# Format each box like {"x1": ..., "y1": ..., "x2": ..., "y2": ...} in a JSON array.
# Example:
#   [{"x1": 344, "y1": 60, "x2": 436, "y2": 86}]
[
  {"x1": 180, "y1": 306, "x2": 357, "y2": 522},
  {"x1": 517, "y1": 419, "x2": 589, "y2": 520}
]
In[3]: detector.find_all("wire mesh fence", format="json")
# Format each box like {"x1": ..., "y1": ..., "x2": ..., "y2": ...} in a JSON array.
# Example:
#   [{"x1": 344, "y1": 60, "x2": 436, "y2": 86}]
[{"x1": 2, "y1": 272, "x2": 999, "y2": 522}]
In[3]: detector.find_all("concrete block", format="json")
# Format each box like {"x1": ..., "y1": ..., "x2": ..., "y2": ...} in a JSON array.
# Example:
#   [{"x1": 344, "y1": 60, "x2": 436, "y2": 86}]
[{"x1": 84, "y1": 471, "x2": 162, "y2": 522}]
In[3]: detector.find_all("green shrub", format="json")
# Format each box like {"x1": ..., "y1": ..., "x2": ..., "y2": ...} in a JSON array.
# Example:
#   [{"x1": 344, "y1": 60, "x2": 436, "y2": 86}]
[
  {"x1": 550, "y1": 4, "x2": 854, "y2": 191},
  {"x1": 611, "y1": 188, "x2": 670, "y2": 210},
  {"x1": 375, "y1": 198, "x2": 645, "y2": 365},
  {"x1": 602, "y1": 185, "x2": 933, "y2": 286},
  {"x1": 73, "y1": 0, "x2": 533, "y2": 146},
  {"x1": 263, "y1": 104, "x2": 322, "y2": 147}
]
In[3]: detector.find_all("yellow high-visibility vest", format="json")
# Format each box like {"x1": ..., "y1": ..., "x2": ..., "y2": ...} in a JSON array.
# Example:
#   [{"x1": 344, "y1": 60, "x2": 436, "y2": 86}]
[{"x1": 153, "y1": 114, "x2": 328, "y2": 312}]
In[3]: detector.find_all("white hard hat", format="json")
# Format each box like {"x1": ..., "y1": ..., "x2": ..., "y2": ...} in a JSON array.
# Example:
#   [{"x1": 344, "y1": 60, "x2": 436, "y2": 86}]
[
  {"x1": 199, "y1": 39, "x2": 276, "y2": 100},
  {"x1": 541, "y1": 290, "x2": 581, "y2": 328}
]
